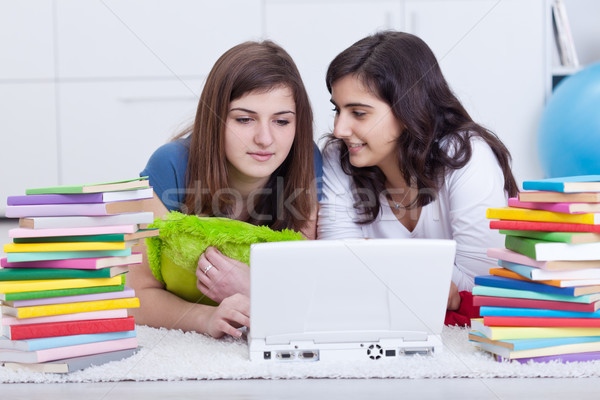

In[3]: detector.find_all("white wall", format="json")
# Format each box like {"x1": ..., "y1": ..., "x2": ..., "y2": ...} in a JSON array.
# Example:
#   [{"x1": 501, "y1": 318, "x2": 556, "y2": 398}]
[{"x1": 0, "y1": 0, "x2": 598, "y2": 215}]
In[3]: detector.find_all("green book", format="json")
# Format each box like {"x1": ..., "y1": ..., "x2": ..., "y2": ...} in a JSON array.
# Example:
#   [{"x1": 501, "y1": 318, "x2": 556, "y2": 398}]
[
  {"x1": 0, "y1": 284, "x2": 125, "y2": 301},
  {"x1": 12, "y1": 229, "x2": 158, "y2": 244},
  {"x1": 0, "y1": 266, "x2": 128, "y2": 281},
  {"x1": 25, "y1": 177, "x2": 149, "y2": 195},
  {"x1": 500, "y1": 229, "x2": 600, "y2": 244}
]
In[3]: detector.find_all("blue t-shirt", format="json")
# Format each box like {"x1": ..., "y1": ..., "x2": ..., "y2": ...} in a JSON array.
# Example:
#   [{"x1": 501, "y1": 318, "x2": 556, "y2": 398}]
[{"x1": 141, "y1": 136, "x2": 324, "y2": 212}]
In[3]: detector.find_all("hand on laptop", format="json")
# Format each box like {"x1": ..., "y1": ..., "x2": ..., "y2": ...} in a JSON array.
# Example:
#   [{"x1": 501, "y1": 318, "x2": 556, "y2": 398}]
[
  {"x1": 203, "y1": 293, "x2": 250, "y2": 339},
  {"x1": 196, "y1": 246, "x2": 251, "y2": 304}
]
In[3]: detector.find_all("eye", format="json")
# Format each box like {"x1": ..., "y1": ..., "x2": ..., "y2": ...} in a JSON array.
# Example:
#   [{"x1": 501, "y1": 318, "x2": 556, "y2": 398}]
[
  {"x1": 352, "y1": 110, "x2": 366, "y2": 117},
  {"x1": 236, "y1": 117, "x2": 253, "y2": 124},
  {"x1": 274, "y1": 119, "x2": 290, "y2": 126},
  {"x1": 331, "y1": 107, "x2": 340, "y2": 115}
]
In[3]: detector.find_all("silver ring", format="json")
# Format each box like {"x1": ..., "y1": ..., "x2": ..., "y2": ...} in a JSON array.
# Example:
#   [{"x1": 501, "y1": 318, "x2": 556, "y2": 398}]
[{"x1": 203, "y1": 264, "x2": 213, "y2": 274}]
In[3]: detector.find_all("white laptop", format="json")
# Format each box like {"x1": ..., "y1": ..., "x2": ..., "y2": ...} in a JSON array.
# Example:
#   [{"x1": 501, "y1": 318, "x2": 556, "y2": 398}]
[{"x1": 248, "y1": 238, "x2": 456, "y2": 362}]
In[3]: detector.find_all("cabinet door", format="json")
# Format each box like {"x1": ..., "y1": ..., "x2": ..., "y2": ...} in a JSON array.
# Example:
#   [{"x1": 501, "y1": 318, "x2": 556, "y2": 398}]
[
  {"x1": 264, "y1": 0, "x2": 403, "y2": 144},
  {"x1": 58, "y1": 79, "x2": 203, "y2": 184},
  {"x1": 0, "y1": 83, "x2": 58, "y2": 215},
  {"x1": 56, "y1": 0, "x2": 262, "y2": 79},
  {"x1": 0, "y1": 0, "x2": 54, "y2": 80},
  {"x1": 404, "y1": 0, "x2": 546, "y2": 183}
]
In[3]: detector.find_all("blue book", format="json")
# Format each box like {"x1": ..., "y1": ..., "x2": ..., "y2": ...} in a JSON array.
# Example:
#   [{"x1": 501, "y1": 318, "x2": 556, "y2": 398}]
[
  {"x1": 475, "y1": 275, "x2": 581, "y2": 296},
  {"x1": 522, "y1": 175, "x2": 600, "y2": 193},
  {"x1": 479, "y1": 306, "x2": 600, "y2": 319},
  {"x1": 5, "y1": 249, "x2": 132, "y2": 263},
  {"x1": 472, "y1": 285, "x2": 600, "y2": 303},
  {"x1": 469, "y1": 330, "x2": 600, "y2": 351},
  {"x1": 0, "y1": 329, "x2": 136, "y2": 351}
]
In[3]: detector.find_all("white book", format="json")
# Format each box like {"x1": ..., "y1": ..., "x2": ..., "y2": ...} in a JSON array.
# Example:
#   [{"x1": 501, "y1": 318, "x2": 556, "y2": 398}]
[{"x1": 19, "y1": 212, "x2": 155, "y2": 229}]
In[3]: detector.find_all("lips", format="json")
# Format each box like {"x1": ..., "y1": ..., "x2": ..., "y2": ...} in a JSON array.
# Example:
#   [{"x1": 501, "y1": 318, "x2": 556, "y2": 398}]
[
  {"x1": 249, "y1": 152, "x2": 274, "y2": 162},
  {"x1": 346, "y1": 142, "x2": 366, "y2": 153}
]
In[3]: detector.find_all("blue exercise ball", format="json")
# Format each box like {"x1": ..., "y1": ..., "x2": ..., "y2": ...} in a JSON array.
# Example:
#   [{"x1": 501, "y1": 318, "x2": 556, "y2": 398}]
[{"x1": 538, "y1": 62, "x2": 600, "y2": 178}]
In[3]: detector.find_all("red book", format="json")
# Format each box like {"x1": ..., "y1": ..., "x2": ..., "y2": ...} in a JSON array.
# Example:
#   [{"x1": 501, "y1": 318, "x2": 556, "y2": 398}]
[
  {"x1": 473, "y1": 295, "x2": 600, "y2": 313},
  {"x1": 483, "y1": 315, "x2": 600, "y2": 327},
  {"x1": 489, "y1": 220, "x2": 600, "y2": 233},
  {"x1": 2, "y1": 316, "x2": 135, "y2": 340}
]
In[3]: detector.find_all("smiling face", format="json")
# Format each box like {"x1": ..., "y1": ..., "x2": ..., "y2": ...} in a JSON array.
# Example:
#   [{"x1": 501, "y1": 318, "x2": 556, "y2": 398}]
[
  {"x1": 224, "y1": 86, "x2": 296, "y2": 190},
  {"x1": 330, "y1": 74, "x2": 402, "y2": 171}
]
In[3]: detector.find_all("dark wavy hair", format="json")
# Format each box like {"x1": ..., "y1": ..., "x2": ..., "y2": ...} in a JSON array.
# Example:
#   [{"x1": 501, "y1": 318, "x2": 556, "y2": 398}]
[
  {"x1": 174, "y1": 40, "x2": 316, "y2": 231},
  {"x1": 325, "y1": 31, "x2": 517, "y2": 223}
]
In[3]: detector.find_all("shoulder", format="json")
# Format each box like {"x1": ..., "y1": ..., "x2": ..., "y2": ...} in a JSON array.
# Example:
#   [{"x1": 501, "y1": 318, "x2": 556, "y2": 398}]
[{"x1": 148, "y1": 137, "x2": 190, "y2": 163}]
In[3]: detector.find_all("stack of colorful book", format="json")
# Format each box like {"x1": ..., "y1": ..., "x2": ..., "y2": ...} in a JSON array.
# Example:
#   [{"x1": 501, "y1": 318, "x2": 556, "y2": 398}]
[
  {"x1": 471, "y1": 175, "x2": 600, "y2": 363},
  {"x1": 0, "y1": 177, "x2": 159, "y2": 373}
]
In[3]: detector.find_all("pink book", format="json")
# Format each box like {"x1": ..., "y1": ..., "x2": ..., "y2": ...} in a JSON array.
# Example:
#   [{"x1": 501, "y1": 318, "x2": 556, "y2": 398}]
[
  {"x1": 6, "y1": 199, "x2": 152, "y2": 218},
  {"x1": 9, "y1": 225, "x2": 139, "y2": 238},
  {"x1": 6, "y1": 287, "x2": 136, "y2": 308},
  {"x1": 0, "y1": 252, "x2": 142, "y2": 269},
  {"x1": 487, "y1": 247, "x2": 600, "y2": 271},
  {"x1": 0, "y1": 337, "x2": 138, "y2": 363},
  {"x1": 508, "y1": 197, "x2": 600, "y2": 214},
  {"x1": 1, "y1": 309, "x2": 129, "y2": 327}
]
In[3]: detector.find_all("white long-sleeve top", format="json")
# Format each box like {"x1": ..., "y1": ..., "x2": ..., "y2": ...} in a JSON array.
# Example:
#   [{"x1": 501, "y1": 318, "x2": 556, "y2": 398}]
[{"x1": 317, "y1": 137, "x2": 508, "y2": 291}]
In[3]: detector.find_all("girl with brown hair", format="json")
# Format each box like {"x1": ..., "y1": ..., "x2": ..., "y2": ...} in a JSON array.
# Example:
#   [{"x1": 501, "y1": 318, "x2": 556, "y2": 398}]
[{"x1": 129, "y1": 40, "x2": 321, "y2": 338}]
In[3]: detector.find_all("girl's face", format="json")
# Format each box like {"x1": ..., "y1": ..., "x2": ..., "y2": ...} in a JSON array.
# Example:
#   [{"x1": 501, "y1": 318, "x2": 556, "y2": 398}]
[
  {"x1": 331, "y1": 74, "x2": 402, "y2": 171},
  {"x1": 224, "y1": 86, "x2": 296, "y2": 188}
]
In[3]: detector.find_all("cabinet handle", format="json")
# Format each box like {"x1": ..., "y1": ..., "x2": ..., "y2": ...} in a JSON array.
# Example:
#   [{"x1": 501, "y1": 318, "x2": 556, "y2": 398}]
[{"x1": 117, "y1": 96, "x2": 198, "y2": 103}]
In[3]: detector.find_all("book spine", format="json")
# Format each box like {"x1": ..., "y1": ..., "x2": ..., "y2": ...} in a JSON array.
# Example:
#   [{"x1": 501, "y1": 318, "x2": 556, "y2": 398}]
[
  {"x1": 8, "y1": 287, "x2": 135, "y2": 307},
  {"x1": 4, "y1": 241, "x2": 130, "y2": 253},
  {"x1": 6, "y1": 248, "x2": 132, "y2": 263},
  {"x1": 9, "y1": 225, "x2": 139, "y2": 238},
  {"x1": 490, "y1": 220, "x2": 600, "y2": 233},
  {"x1": 7, "y1": 316, "x2": 136, "y2": 340},
  {"x1": 7, "y1": 193, "x2": 103, "y2": 205},
  {"x1": 9, "y1": 297, "x2": 140, "y2": 319},
  {"x1": 1, "y1": 253, "x2": 142, "y2": 269},
  {"x1": 0, "y1": 275, "x2": 123, "y2": 294}
]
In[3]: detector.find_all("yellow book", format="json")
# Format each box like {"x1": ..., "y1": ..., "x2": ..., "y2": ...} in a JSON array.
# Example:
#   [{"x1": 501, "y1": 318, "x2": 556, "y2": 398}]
[
  {"x1": 470, "y1": 318, "x2": 600, "y2": 340},
  {"x1": 0, "y1": 276, "x2": 123, "y2": 294},
  {"x1": 3, "y1": 240, "x2": 139, "y2": 253},
  {"x1": 486, "y1": 207, "x2": 600, "y2": 225},
  {"x1": 1, "y1": 297, "x2": 140, "y2": 318}
]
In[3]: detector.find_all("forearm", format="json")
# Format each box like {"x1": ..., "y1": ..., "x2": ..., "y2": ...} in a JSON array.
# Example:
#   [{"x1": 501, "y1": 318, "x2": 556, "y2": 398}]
[{"x1": 129, "y1": 286, "x2": 212, "y2": 333}]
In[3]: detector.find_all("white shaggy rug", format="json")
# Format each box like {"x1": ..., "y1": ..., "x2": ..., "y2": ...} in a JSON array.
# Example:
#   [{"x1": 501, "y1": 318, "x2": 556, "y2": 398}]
[{"x1": 2, "y1": 325, "x2": 600, "y2": 383}]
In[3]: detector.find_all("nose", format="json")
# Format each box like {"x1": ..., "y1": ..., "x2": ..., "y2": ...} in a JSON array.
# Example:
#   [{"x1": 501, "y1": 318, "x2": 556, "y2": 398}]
[
  {"x1": 254, "y1": 121, "x2": 274, "y2": 147},
  {"x1": 333, "y1": 113, "x2": 351, "y2": 139}
]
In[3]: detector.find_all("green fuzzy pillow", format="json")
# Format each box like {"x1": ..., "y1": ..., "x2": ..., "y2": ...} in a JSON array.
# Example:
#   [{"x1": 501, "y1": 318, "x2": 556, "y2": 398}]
[{"x1": 145, "y1": 211, "x2": 305, "y2": 305}]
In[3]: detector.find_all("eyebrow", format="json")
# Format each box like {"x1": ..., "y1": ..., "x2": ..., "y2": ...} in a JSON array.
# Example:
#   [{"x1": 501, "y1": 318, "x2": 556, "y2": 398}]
[
  {"x1": 329, "y1": 99, "x2": 374, "y2": 109},
  {"x1": 229, "y1": 107, "x2": 295, "y2": 115}
]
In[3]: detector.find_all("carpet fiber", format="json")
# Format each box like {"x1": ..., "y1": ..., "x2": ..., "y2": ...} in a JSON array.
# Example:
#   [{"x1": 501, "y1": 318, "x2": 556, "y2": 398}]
[{"x1": 2, "y1": 325, "x2": 600, "y2": 383}]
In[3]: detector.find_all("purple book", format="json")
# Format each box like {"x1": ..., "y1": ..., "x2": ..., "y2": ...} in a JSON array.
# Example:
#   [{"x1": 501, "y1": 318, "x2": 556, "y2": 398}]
[
  {"x1": 7, "y1": 188, "x2": 153, "y2": 206},
  {"x1": 6, "y1": 287, "x2": 136, "y2": 307},
  {"x1": 499, "y1": 351, "x2": 600, "y2": 364}
]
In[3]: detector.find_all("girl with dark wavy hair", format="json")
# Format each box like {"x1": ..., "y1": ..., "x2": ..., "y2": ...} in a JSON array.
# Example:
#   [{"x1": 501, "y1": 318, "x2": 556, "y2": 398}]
[{"x1": 318, "y1": 31, "x2": 517, "y2": 311}]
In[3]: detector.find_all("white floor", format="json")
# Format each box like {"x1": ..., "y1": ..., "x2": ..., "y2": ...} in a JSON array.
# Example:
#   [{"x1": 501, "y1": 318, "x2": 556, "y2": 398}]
[{"x1": 2, "y1": 219, "x2": 600, "y2": 398}]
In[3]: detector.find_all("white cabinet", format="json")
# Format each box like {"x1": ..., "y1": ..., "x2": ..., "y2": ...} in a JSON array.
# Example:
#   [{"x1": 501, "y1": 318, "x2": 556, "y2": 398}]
[
  {"x1": 56, "y1": 0, "x2": 262, "y2": 79},
  {"x1": 402, "y1": 0, "x2": 546, "y2": 184},
  {"x1": 58, "y1": 79, "x2": 202, "y2": 184},
  {"x1": 0, "y1": 0, "x2": 54, "y2": 80},
  {"x1": 0, "y1": 83, "x2": 59, "y2": 206},
  {"x1": 264, "y1": 0, "x2": 403, "y2": 142},
  {"x1": 0, "y1": 0, "x2": 556, "y2": 216}
]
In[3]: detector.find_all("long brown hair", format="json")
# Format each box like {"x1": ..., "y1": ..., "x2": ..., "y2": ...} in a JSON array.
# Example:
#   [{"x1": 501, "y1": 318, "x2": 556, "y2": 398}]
[
  {"x1": 175, "y1": 40, "x2": 315, "y2": 231},
  {"x1": 325, "y1": 31, "x2": 517, "y2": 223}
]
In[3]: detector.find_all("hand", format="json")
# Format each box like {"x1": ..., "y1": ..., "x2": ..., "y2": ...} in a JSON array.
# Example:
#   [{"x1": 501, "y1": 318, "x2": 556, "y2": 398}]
[
  {"x1": 447, "y1": 281, "x2": 461, "y2": 311},
  {"x1": 204, "y1": 293, "x2": 250, "y2": 339},
  {"x1": 196, "y1": 246, "x2": 250, "y2": 304}
]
